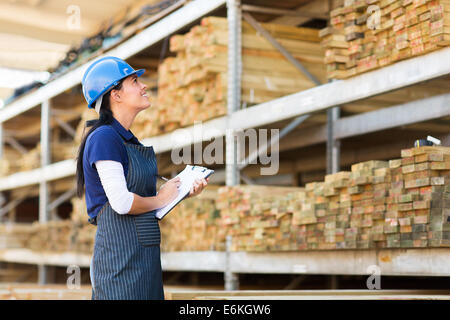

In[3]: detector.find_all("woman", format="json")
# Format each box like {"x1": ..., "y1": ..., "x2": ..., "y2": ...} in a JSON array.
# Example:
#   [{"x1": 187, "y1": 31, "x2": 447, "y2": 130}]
[{"x1": 76, "y1": 56, "x2": 208, "y2": 300}]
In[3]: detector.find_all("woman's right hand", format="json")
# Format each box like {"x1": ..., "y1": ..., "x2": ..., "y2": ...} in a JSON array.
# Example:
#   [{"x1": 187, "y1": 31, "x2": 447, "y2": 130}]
[{"x1": 157, "y1": 177, "x2": 181, "y2": 207}]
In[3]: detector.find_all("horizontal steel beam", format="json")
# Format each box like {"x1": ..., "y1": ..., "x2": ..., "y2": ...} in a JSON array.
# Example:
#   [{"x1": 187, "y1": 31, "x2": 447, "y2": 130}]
[
  {"x1": 279, "y1": 93, "x2": 450, "y2": 151},
  {"x1": 2, "y1": 248, "x2": 450, "y2": 276},
  {"x1": 230, "y1": 248, "x2": 450, "y2": 276},
  {"x1": 0, "y1": 159, "x2": 75, "y2": 192},
  {"x1": 335, "y1": 93, "x2": 450, "y2": 139}
]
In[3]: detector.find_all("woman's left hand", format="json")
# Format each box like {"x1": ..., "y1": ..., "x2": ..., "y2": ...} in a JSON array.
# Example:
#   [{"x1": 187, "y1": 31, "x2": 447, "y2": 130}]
[{"x1": 188, "y1": 178, "x2": 208, "y2": 198}]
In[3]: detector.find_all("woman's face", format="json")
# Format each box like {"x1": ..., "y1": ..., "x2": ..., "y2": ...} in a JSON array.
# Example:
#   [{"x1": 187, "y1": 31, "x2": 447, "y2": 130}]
[{"x1": 112, "y1": 74, "x2": 150, "y2": 110}]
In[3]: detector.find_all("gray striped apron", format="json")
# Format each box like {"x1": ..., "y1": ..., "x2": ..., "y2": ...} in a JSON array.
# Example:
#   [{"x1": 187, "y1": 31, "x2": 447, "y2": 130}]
[{"x1": 90, "y1": 142, "x2": 164, "y2": 300}]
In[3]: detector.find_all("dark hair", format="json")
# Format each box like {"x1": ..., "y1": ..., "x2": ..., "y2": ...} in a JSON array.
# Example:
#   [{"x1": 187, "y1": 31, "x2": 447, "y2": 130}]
[{"x1": 76, "y1": 81, "x2": 123, "y2": 197}]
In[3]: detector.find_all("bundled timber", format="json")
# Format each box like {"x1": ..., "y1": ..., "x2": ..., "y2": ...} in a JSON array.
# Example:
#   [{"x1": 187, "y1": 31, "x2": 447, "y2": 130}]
[
  {"x1": 0, "y1": 147, "x2": 23, "y2": 176},
  {"x1": 142, "y1": 16, "x2": 325, "y2": 136},
  {"x1": 0, "y1": 224, "x2": 35, "y2": 249},
  {"x1": 160, "y1": 185, "x2": 223, "y2": 251},
  {"x1": 69, "y1": 196, "x2": 96, "y2": 254},
  {"x1": 6, "y1": 196, "x2": 96, "y2": 254},
  {"x1": 27, "y1": 220, "x2": 73, "y2": 253},
  {"x1": 216, "y1": 185, "x2": 304, "y2": 252},
  {"x1": 17, "y1": 141, "x2": 77, "y2": 172},
  {"x1": 5, "y1": 146, "x2": 448, "y2": 254},
  {"x1": 130, "y1": 91, "x2": 163, "y2": 138},
  {"x1": 74, "y1": 108, "x2": 98, "y2": 145},
  {"x1": 165, "y1": 145, "x2": 449, "y2": 252},
  {"x1": 320, "y1": 0, "x2": 450, "y2": 79}
]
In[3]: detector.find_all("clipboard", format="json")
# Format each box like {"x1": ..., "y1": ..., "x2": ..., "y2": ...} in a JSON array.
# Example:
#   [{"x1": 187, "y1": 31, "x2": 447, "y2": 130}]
[{"x1": 155, "y1": 165, "x2": 214, "y2": 220}]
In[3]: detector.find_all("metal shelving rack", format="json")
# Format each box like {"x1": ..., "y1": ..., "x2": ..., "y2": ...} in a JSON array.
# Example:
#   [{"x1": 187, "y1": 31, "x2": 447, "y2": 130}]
[{"x1": 0, "y1": 0, "x2": 450, "y2": 288}]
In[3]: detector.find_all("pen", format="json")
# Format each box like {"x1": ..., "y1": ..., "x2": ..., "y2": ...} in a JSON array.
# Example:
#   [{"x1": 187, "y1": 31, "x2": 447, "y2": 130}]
[{"x1": 157, "y1": 175, "x2": 169, "y2": 182}]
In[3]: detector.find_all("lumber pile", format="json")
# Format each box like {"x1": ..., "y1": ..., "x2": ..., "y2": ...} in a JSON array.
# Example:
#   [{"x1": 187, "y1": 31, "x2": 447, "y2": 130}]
[
  {"x1": 69, "y1": 196, "x2": 96, "y2": 254},
  {"x1": 320, "y1": 0, "x2": 450, "y2": 79},
  {"x1": 160, "y1": 146, "x2": 449, "y2": 252},
  {"x1": 16, "y1": 141, "x2": 76, "y2": 172},
  {"x1": 149, "y1": 16, "x2": 325, "y2": 136},
  {"x1": 0, "y1": 147, "x2": 23, "y2": 176},
  {"x1": 4, "y1": 147, "x2": 447, "y2": 255},
  {"x1": 130, "y1": 91, "x2": 163, "y2": 138},
  {"x1": 0, "y1": 223, "x2": 35, "y2": 249},
  {"x1": 16, "y1": 196, "x2": 95, "y2": 254},
  {"x1": 387, "y1": 146, "x2": 450, "y2": 247},
  {"x1": 214, "y1": 146, "x2": 450, "y2": 251},
  {"x1": 74, "y1": 108, "x2": 98, "y2": 145},
  {"x1": 160, "y1": 186, "x2": 223, "y2": 251},
  {"x1": 27, "y1": 220, "x2": 73, "y2": 253},
  {"x1": 215, "y1": 185, "x2": 303, "y2": 252}
]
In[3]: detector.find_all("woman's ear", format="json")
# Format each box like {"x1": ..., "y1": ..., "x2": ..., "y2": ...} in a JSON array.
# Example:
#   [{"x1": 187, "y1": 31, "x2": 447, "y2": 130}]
[{"x1": 110, "y1": 89, "x2": 121, "y2": 103}]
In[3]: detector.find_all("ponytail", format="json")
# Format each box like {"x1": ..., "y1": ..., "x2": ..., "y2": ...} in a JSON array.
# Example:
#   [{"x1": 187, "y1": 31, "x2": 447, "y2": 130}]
[{"x1": 76, "y1": 81, "x2": 123, "y2": 197}]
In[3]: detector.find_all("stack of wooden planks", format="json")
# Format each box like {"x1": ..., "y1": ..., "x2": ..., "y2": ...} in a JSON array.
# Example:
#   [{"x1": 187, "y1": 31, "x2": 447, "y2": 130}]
[
  {"x1": 213, "y1": 146, "x2": 449, "y2": 252},
  {"x1": 0, "y1": 224, "x2": 35, "y2": 249},
  {"x1": 216, "y1": 185, "x2": 304, "y2": 252},
  {"x1": 387, "y1": 146, "x2": 450, "y2": 247},
  {"x1": 27, "y1": 220, "x2": 73, "y2": 253},
  {"x1": 320, "y1": 0, "x2": 450, "y2": 79},
  {"x1": 16, "y1": 141, "x2": 76, "y2": 172},
  {"x1": 130, "y1": 91, "x2": 163, "y2": 138},
  {"x1": 74, "y1": 108, "x2": 98, "y2": 145},
  {"x1": 3, "y1": 146, "x2": 447, "y2": 254},
  {"x1": 1, "y1": 140, "x2": 75, "y2": 176},
  {"x1": 151, "y1": 16, "x2": 325, "y2": 136},
  {"x1": 160, "y1": 186, "x2": 223, "y2": 251},
  {"x1": 69, "y1": 196, "x2": 96, "y2": 254},
  {"x1": 19, "y1": 196, "x2": 95, "y2": 254},
  {"x1": 0, "y1": 147, "x2": 23, "y2": 176}
]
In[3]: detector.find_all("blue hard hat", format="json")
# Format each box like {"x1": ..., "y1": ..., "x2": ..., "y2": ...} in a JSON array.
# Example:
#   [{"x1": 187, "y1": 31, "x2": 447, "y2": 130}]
[{"x1": 81, "y1": 56, "x2": 145, "y2": 109}]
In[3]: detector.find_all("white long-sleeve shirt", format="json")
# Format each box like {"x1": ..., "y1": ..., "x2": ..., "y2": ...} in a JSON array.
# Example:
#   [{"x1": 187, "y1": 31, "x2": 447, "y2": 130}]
[{"x1": 95, "y1": 160, "x2": 134, "y2": 214}]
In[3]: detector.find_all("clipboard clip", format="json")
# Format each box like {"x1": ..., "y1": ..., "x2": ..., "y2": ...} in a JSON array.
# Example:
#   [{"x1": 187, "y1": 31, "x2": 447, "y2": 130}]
[{"x1": 191, "y1": 165, "x2": 207, "y2": 172}]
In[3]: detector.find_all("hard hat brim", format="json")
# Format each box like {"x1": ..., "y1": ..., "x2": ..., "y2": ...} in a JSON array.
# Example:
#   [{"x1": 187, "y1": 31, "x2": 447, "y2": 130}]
[{"x1": 87, "y1": 68, "x2": 146, "y2": 109}]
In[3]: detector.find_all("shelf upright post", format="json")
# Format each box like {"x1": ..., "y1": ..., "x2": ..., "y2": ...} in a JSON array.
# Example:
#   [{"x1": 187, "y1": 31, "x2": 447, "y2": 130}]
[
  {"x1": 39, "y1": 99, "x2": 51, "y2": 284},
  {"x1": 224, "y1": 0, "x2": 241, "y2": 291},
  {"x1": 326, "y1": 80, "x2": 341, "y2": 174},
  {"x1": 0, "y1": 122, "x2": 5, "y2": 221},
  {"x1": 0, "y1": 122, "x2": 3, "y2": 163},
  {"x1": 225, "y1": 0, "x2": 242, "y2": 188},
  {"x1": 225, "y1": 235, "x2": 239, "y2": 290}
]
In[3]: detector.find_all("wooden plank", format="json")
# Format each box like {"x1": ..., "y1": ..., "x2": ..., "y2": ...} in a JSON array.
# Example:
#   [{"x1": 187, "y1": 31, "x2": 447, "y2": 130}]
[
  {"x1": 166, "y1": 289, "x2": 450, "y2": 300},
  {"x1": 0, "y1": 283, "x2": 92, "y2": 300}
]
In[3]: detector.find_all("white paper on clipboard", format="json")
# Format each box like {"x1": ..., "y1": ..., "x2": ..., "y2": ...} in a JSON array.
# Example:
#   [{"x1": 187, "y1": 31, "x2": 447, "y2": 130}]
[{"x1": 155, "y1": 165, "x2": 214, "y2": 220}]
